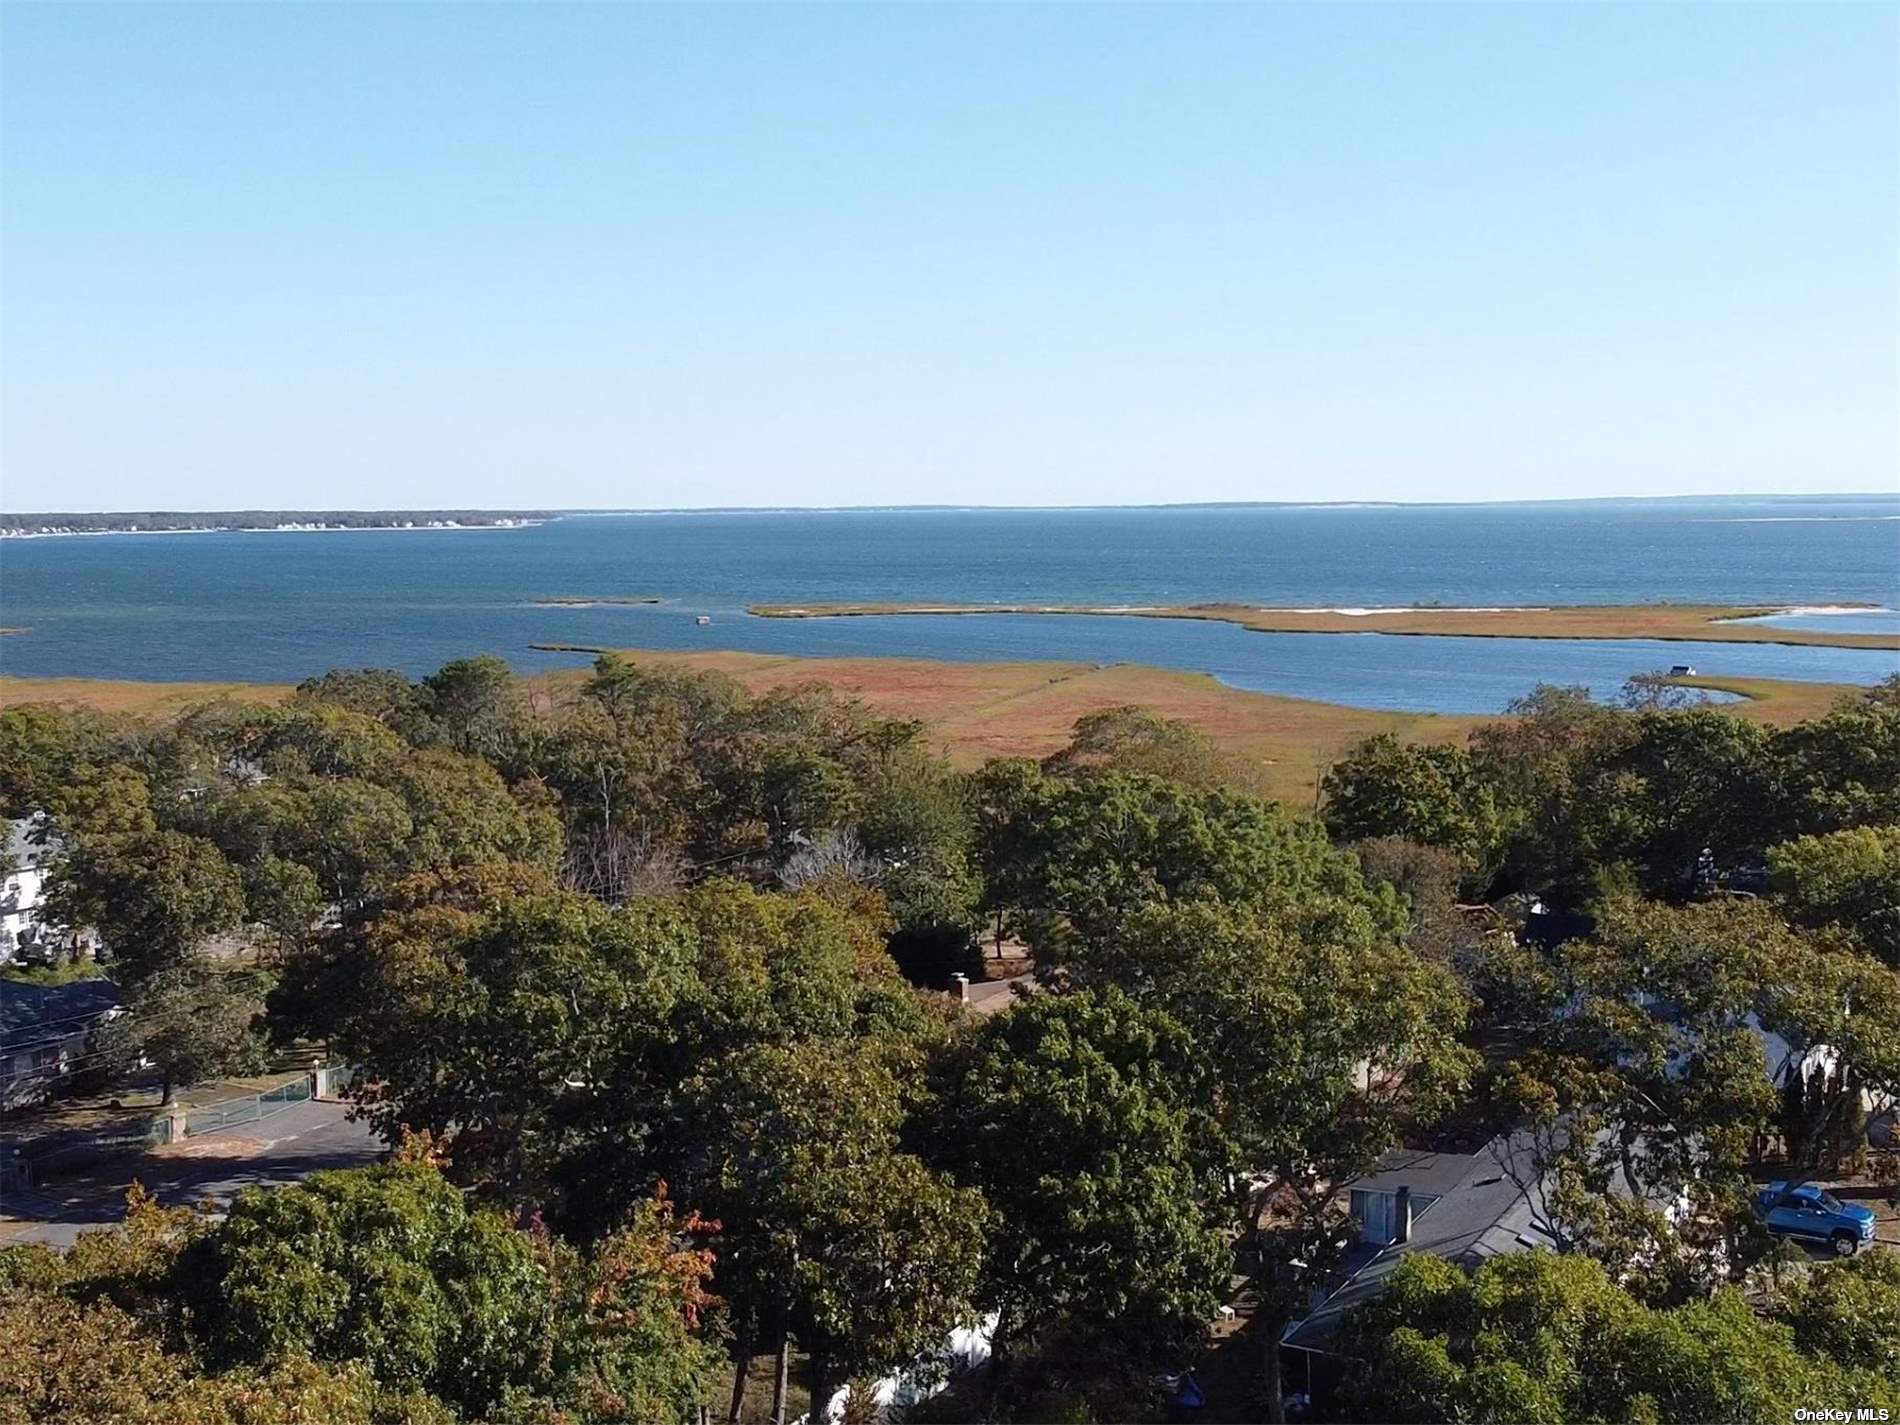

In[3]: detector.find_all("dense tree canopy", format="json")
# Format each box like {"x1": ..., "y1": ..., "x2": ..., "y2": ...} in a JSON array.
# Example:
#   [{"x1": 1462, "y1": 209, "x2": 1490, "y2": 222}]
[
  {"x1": 1770, "y1": 823, "x2": 1900, "y2": 967},
  {"x1": 1340, "y1": 1251, "x2": 1900, "y2": 1425},
  {"x1": 979, "y1": 764, "x2": 1370, "y2": 956},
  {"x1": 1042, "y1": 705, "x2": 1252, "y2": 792},
  {"x1": 0, "y1": 1164, "x2": 720, "y2": 1425},
  {"x1": 45, "y1": 830, "x2": 246, "y2": 982},
  {"x1": 680, "y1": 1040, "x2": 986, "y2": 1413},
  {"x1": 1321, "y1": 734, "x2": 1502, "y2": 886},
  {"x1": 930, "y1": 989, "x2": 1230, "y2": 1361},
  {"x1": 6, "y1": 663, "x2": 1899, "y2": 1424}
]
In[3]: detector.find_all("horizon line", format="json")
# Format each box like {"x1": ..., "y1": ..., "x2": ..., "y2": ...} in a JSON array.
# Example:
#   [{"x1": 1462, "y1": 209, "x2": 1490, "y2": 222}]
[{"x1": 6, "y1": 490, "x2": 1898, "y2": 519}]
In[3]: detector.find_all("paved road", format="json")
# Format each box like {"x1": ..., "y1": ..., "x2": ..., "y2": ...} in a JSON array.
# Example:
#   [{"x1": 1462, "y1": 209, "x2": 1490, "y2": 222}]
[
  {"x1": 0, "y1": 1098, "x2": 384, "y2": 1247},
  {"x1": 965, "y1": 972, "x2": 1034, "y2": 1016}
]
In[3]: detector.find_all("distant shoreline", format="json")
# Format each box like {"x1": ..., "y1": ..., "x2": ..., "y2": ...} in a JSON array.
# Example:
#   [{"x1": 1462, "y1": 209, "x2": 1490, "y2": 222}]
[
  {"x1": 548, "y1": 495, "x2": 1900, "y2": 516},
  {"x1": 4, "y1": 492, "x2": 1896, "y2": 528},
  {"x1": 746, "y1": 600, "x2": 1900, "y2": 652},
  {"x1": 1, "y1": 519, "x2": 547, "y2": 539}
]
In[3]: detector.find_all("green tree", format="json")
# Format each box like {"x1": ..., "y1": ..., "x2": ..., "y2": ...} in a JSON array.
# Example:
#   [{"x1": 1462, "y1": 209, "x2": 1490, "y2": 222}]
[
  {"x1": 1321, "y1": 733, "x2": 1501, "y2": 885},
  {"x1": 1770, "y1": 687, "x2": 1900, "y2": 835},
  {"x1": 193, "y1": 1160, "x2": 551, "y2": 1414},
  {"x1": 334, "y1": 889, "x2": 697, "y2": 1204},
  {"x1": 682, "y1": 1040, "x2": 987, "y2": 1419},
  {"x1": 1483, "y1": 896, "x2": 1900, "y2": 1281},
  {"x1": 536, "y1": 1190, "x2": 725, "y2": 1425},
  {"x1": 1043, "y1": 706, "x2": 1251, "y2": 792},
  {"x1": 0, "y1": 704, "x2": 113, "y2": 821},
  {"x1": 1776, "y1": 1250, "x2": 1900, "y2": 1375},
  {"x1": 1615, "y1": 708, "x2": 1771, "y2": 897},
  {"x1": 931, "y1": 989, "x2": 1229, "y2": 1367},
  {"x1": 386, "y1": 747, "x2": 563, "y2": 878},
  {"x1": 1350, "y1": 835, "x2": 1479, "y2": 965},
  {"x1": 1084, "y1": 895, "x2": 1475, "y2": 1419},
  {"x1": 333, "y1": 877, "x2": 931, "y2": 1232},
  {"x1": 1487, "y1": 898, "x2": 1788, "y2": 1228},
  {"x1": 98, "y1": 962, "x2": 271, "y2": 1105},
  {"x1": 192, "y1": 1157, "x2": 722, "y2": 1421},
  {"x1": 1769, "y1": 824, "x2": 1900, "y2": 967},
  {"x1": 293, "y1": 667, "x2": 431, "y2": 738},
  {"x1": 849, "y1": 747, "x2": 983, "y2": 985},
  {"x1": 969, "y1": 758, "x2": 1048, "y2": 956},
  {"x1": 1340, "y1": 1251, "x2": 1899, "y2": 1425},
  {"x1": 422, "y1": 655, "x2": 526, "y2": 763},
  {"x1": 281, "y1": 779, "x2": 414, "y2": 908},
  {"x1": 0, "y1": 1161, "x2": 720, "y2": 1424},
  {"x1": 45, "y1": 830, "x2": 247, "y2": 981},
  {"x1": 981, "y1": 770, "x2": 1365, "y2": 956},
  {"x1": 1469, "y1": 685, "x2": 1636, "y2": 902},
  {"x1": 0, "y1": 1291, "x2": 447, "y2": 1425},
  {"x1": 243, "y1": 703, "x2": 409, "y2": 782},
  {"x1": 855, "y1": 748, "x2": 980, "y2": 931},
  {"x1": 240, "y1": 855, "x2": 325, "y2": 954},
  {"x1": 539, "y1": 656, "x2": 956, "y2": 883}
]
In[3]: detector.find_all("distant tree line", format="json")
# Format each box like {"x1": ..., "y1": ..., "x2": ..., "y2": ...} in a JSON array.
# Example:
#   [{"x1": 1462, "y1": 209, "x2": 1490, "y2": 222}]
[
  {"x1": 1, "y1": 662, "x2": 1896, "y2": 1423},
  {"x1": 0, "y1": 510, "x2": 552, "y2": 533}
]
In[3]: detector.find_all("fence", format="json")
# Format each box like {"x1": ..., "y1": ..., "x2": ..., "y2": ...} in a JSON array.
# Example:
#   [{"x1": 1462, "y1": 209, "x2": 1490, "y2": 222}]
[
  {"x1": 5, "y1": 1113, "x2": 173, "y2": 1189},
  {"x1": 7, "y1": 1064, "x2": 355, "y2": 1188},
  {"x1": 184, "y1": 1075, "x2": 314, "y2": 1137},
  {"x1": 319, "y1": 1063, "x2": 360, "y2": 1097}
]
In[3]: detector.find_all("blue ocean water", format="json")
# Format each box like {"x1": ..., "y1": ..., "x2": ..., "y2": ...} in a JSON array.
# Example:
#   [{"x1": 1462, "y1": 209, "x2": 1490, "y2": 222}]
[{"x1": 2, "y1": 497, "x2": 1896, "y2": 714}]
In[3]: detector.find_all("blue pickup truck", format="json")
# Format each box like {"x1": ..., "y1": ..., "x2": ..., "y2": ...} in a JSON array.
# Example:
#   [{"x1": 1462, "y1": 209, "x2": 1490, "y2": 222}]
[{"x1": 1754, "y1": 1181, "x2": 1877, "y2": 1256}]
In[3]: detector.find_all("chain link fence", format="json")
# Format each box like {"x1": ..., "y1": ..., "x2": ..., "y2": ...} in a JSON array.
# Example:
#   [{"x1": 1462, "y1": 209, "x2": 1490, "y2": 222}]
[
  {"x1": 321, "y1": 1063, "x2": 360, "y2": 1096},
  {"x1": 7, "y1": 1065, "x2": 356, "y2": 1187},
  {"x1": 4, "y1": 1113, "x2": 174, "y2": 1190},
  {"x1": 183, "y1": 1075, "x2": 314, "y2": 1137}
]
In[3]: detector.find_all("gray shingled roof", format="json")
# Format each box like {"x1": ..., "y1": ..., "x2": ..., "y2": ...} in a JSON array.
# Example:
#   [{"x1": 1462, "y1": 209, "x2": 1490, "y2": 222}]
[
  {"x1": 1282, "y1": 1131, "x2": 1561, "y2": 1352},
  {"x1": 0, "y1": 978, "x2": 121, "y2": 1053},
  {"x1": 1342, "y1": 1147, "x2": 1482, "y2": 1200}
]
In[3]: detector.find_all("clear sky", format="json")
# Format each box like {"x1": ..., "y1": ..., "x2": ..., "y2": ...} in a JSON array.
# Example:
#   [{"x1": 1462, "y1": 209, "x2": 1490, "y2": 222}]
[{"x1": 2, "y1": 3, "x2": 1894, "y2": 512}]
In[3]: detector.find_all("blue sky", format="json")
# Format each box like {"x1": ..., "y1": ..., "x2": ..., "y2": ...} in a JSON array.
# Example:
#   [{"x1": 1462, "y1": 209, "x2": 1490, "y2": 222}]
[{"x1": 2, "y1": 3, "x2": 1894, "y2": 511}]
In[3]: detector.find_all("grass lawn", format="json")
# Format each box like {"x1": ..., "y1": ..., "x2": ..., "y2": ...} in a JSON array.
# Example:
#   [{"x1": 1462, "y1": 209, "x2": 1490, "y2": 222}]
[
  {"x1": 0, "y1": 1070, "x2": 313, "y2": 1143},
  {"x1": 2, "y1": 961, "x2": 112, "y2": 988}
]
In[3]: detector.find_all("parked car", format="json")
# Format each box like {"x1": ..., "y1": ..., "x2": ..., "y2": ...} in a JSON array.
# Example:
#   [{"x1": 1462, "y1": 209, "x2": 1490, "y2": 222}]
[{"x1": 1754, "y1": 1181, "x2": 1877, "y2": 1255}]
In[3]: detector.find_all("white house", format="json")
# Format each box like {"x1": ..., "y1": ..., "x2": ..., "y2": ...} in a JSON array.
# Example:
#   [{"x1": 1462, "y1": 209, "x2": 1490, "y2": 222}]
[{"x1": 1, "y1": 816, "x2": 58, "y2": 965}]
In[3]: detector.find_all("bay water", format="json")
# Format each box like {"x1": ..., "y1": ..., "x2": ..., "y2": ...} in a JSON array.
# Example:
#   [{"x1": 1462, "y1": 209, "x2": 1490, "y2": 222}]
[{"x1": 3, "y1": 497, "x2": 1896, "y2": 713}]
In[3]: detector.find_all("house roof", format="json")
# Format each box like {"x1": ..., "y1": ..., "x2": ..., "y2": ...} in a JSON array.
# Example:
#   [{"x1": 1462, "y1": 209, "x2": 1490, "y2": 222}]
[
  {"x1": 1282, "y1": 1131, "x2": 1560, "y2": 1353},
  {"x1": 0, "y1": 978, "x2": 121, "y2": 1053},
  {"x1": 1341, "y1": 1147, "x2": 1480, "y2": 1200}
]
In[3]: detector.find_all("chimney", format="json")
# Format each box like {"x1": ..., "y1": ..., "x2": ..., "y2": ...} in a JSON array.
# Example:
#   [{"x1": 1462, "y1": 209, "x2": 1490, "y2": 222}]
[
  {"x1": 1395, "y1": 1185, "x2": 1413, "y2": 1244},
  {"x1": 950, "y1": 973, "x2": 970, "y2": 1003}
]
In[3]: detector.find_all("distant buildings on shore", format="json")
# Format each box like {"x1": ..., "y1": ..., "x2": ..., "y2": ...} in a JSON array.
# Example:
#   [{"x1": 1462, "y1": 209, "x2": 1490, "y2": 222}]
[{"x1": 0, "y1": 511, "x2": 551, "y2": 538}]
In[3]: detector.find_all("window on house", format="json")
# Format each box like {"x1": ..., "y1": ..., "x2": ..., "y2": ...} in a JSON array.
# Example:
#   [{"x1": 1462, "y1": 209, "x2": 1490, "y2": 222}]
[
  {"x1": 1350, "y1": 1188, "x2": 1442, "y2": 1245},
  {"x1": 1351, "y1": 1190, "x2": 1394, "y2": 1243}
]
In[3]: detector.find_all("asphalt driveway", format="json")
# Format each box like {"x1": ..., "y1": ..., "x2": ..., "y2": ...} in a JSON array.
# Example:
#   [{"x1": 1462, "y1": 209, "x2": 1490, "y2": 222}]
[{"x1": 0, "y1": 1098, "x2": 384, "y2": 1248}]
